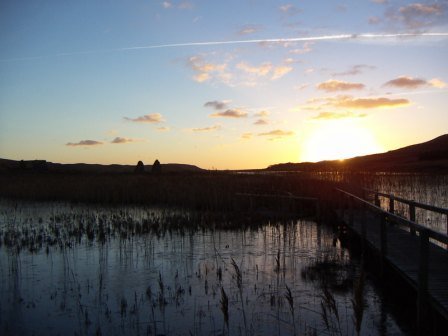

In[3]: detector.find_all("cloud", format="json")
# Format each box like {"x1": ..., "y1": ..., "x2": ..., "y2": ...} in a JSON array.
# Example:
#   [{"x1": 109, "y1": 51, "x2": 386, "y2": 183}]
[
  {"x1": 368, "y1": 16, "x2": 382, "y2": 25},
  {"x1": 162, "y1": 1, "x2": 193, "y2": 10},
  {"x1": 254, "y1": 119, "x2": 269, "y2": 125},
  {"x1": 317, "y1": 80, "x2": 365, "y2": 92},
  {"x1": 332, "y1": 64, "x2": 376, "y2": 76},
  {"x1": 301, "y1": 95, "x2": 410, "y2": 111},
  {"x1": 330, "y1": 95, "x2": 410, "y2": 109},
  {"x1": 111, "y1": 137, "x2": 136, "y2": 144},
  {"x1": 204, "y1": 100, "x2": 230, "y2": 110},
  {"x1": 429, "y1": 78, "x2": 447, "y2": 88},
  {"x1": 254, "y1": 110, "x2": 270, "y2": 117},
  {"x1": 384, "y1": 76, "x2": 447, "y2": 89},
  {"x1": 258, "y1": 129, "x2": 295, "y2": 140},
  {"x1": 279, "y1": 4, "x2": 300, "y2": 15},
  {"x1": 371, "y1": 0, "x2": 388, "y2": 4},
  {"x1": 384, "y1": 76, "x2": 427, "y2": 88},
  {"x1": 210, "y1": 109, "x2": 248, "y2": 118},
  {"x1": 124, "y1": 113, "x2": 164, "y2": 123},
  {"x1": 192, "y1": 125, "x2": 221, "y2": 132},
  {"x1": 238, "y1": 25, "x2": 261, "y2": 35},
  {"x1": 241, "y1": 132, "x2": 253, "y2": 140},
  {"x1": 311, "y1": 111, "x2": 367, "y2": 120},
  {"x1": 187, "y1": 55, "x2": 228, "y2": 83},
  {"x1": 66, "y1": 140, "x2": 103, "y2": 147},
  {"x1": 162, "y1": 1, "x2": 172, "y2": 9},
  {"x1": 385, "y1": 3, "x2": 447, "y2": 29},
  {"x1": 156, "y1": 126, "x2": 170, "y2": 131},
  {"x1": 272, "y1": 66, "x2": 293, "y2": 80},
  {"x1": 236, "y1": 61, "x2": 272, "y2": 76},
  {"x1": 289, "y1": 42, "x2": 313, "y2": 55}
]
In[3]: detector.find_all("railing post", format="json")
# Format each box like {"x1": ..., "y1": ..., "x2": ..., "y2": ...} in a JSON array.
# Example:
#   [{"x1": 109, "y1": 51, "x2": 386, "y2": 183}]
[
  {"x1": 389, "y1": 195, "x2": 395, "y2": 214},
  {"x1": 375, "y1": 193, "x2": 380, "y2": 207},
  {"x1": 409, "y1": 201, "x2": 416, "y2": 236},
  {"x1": 417, "y1": 229, "x2": 429, "y2": 331}
]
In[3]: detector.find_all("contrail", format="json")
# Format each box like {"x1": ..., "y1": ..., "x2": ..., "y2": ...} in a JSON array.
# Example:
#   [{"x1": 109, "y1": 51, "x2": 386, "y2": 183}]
[{"x1": 1, "y1": 32, "x2": 447, "y2": 62}]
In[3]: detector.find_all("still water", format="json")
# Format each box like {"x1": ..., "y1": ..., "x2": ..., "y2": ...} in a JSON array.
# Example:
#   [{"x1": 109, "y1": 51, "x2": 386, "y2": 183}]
[{"x1": 0, "y1": 200, "x2": 409, "y2": 335}]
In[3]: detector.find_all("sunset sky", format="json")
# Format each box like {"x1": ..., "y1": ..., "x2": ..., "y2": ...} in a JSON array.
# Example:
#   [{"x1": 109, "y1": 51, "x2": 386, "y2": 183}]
[{"x1": 1, "y1": 0, "x2": 447, "y2": 169}]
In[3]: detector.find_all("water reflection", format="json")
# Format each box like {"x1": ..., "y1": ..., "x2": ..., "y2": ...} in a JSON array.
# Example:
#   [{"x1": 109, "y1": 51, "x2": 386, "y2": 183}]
[{"x1": 0, "y1": 201, "x2": 407, "y2": 335}]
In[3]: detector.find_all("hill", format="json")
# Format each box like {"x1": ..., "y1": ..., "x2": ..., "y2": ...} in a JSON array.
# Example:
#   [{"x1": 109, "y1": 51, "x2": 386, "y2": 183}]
[
  {"x1": 267, "y1": 134, "x2": 448, "y2": 173},
  {"x1": 0, "y1": 159, "x2": 203, "y2": 174}
]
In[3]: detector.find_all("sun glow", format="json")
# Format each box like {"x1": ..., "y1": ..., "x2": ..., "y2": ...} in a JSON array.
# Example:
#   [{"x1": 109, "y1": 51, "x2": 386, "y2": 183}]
[{"x1": 300, "y1": 120, "x2": 383, "y2": 162}]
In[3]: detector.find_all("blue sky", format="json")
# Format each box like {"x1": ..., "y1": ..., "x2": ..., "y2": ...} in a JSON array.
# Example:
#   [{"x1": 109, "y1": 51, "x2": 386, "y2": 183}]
[{"x1": 1, "y1": 0, "x2": 447, "y2": 169}]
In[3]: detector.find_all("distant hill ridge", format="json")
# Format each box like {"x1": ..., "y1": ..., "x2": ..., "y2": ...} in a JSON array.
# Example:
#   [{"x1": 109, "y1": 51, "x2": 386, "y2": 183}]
[
  {"x1": 267, "y1": 134, "x2": 448, "y2": 173},
  {"x1": 0, "y1": 159, "x2": 203, "y2": 173}
]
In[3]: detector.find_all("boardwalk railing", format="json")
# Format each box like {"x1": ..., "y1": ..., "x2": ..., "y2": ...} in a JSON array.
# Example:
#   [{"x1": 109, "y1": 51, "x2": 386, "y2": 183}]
[
  {"x1": 363, "y1": 188, "x2": 448, "y2": 236},
  {"x1": 336, "y1": 188, "x2": 448, "y2": 326}
]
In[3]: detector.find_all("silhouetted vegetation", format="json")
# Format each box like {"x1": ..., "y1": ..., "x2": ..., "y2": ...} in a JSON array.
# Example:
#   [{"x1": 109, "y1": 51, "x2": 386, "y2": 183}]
[
  {"x1": 134, "y1": 160, "x2": 145, "y2": 173},
  {"x1": 152, "y1": 159, "x2": 161, "y2": 174}
]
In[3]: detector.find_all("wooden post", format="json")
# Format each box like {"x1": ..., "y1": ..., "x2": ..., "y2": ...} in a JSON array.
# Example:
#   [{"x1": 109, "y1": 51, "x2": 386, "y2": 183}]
[
  {"x1": 417, "y1": 229, "x2": 429, "y2": 331},
  {"x1": 409, "y1": 201, "x2": 416, "y2": 236},
  {"x1": 389, "y1": 195, "x2": 395, "y2": 214},
  {"x1": 375, "y1": 193, "x2": 380, "y2": 207}
]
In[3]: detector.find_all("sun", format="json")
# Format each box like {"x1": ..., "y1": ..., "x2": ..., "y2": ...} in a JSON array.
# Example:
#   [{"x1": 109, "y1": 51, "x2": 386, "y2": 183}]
[{"x1": 299, "y1": 119, "x2": 382, "y2": 162}]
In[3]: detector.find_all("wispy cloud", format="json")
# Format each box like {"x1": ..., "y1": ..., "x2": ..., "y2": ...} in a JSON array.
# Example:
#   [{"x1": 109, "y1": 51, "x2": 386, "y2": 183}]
[
  {"x1": 311, "y1": 111, "x2": 367, "y2": 120},
  {"x1": 272, "y1": 66, "x2": 293, "y2": 80},
  {"x1": 289, "y1": 42, "x2": 313, "y2": 55},
  {"x1": 204, "y1": 100, "x2": 230, "y2": 110},
  {"x1": 332, "y1": 64, "x2": 376, "y2": 76},
  {"x1": 238, "y1": 24, "x2": 261, "y2": 36},
  {"x1": 156, "y1": 126, "x2": 170, "y2": 131},
  {"x1": 187, "y1": 55, "x2": 228, "y2": 83},
  {"x1": 399, "y1": 3, "x2": 445, "y2": 28},
  {"x1": 384, "y1": 76, "x2": 447, "y2": 89},
  {"x1": 162, "y1": 1, "x2": 193, "y2": 10},
  {"x1": 191, "y1": 125, "x2": 221, "y2": 132},
  {"x1": 383, "y1": 2, "x2": 447, "y2": 29},
  {"x1": 111, "y1": 137, "x2": 138, "y2": 144},
  {"x1": 301, "y1": 95, "x2": 410, "y2": 111},
  {"x1": 254, "y1": 119, "x2": 269, "y2": 125},
  {"x1": 236, "y1": 61, "x2": 272, "y2": 76},
  {"x1": 210, "y1": 109, "x2": 248, "y2": 118},
  {"x1": 124, "y1": 113, "x2": 164, "y2": 123},
  {"x1": 279, "y1": 4, "x2": 301, "y2": 15},
  {"x1": 317, "y1": 80, "x2": 365, "y2": 92},
  {"x1": 258, "y1": 129, "x2": 294, "y2": 140},
  {"x1": 66, "y1": 140, "x2": 103, "y2": 147},
  {"x1": 254, "y1": 110, "x2": 270, "y2": 117},
  {"x1": 241, "y1": 132, "x2": 253, "y2": 140},
  {"x1": 329, "y1": 95, "x2": 410, "y2": 109},
  {"x1": 429, "y1": 78, "x2": 447, "y2": 88}
]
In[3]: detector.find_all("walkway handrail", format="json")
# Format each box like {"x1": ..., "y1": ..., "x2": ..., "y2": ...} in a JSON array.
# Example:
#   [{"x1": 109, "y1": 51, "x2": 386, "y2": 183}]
[
  {"x1": 336, "y1": 188, "x2": 448, "y2": 245},
  {"x1": 363, "y1": 188, "x2": 448, "y2": 215}
]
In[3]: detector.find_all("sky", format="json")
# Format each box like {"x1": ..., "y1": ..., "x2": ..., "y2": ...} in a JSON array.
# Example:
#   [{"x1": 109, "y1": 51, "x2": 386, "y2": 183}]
[{"x1": 0, "y1": 0, "x2": 447, "y2": 169}]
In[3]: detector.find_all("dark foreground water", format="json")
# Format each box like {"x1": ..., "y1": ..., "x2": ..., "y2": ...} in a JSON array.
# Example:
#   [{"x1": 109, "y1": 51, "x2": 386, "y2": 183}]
[{"x1": 0, "y1": 200, "x2": 409, "y2": 335}]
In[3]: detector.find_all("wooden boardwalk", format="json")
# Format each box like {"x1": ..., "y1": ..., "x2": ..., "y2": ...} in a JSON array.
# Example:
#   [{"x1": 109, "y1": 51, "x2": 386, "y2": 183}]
[{"x1": 335, "y1": 188, "x2": 448, "y2": 327}]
